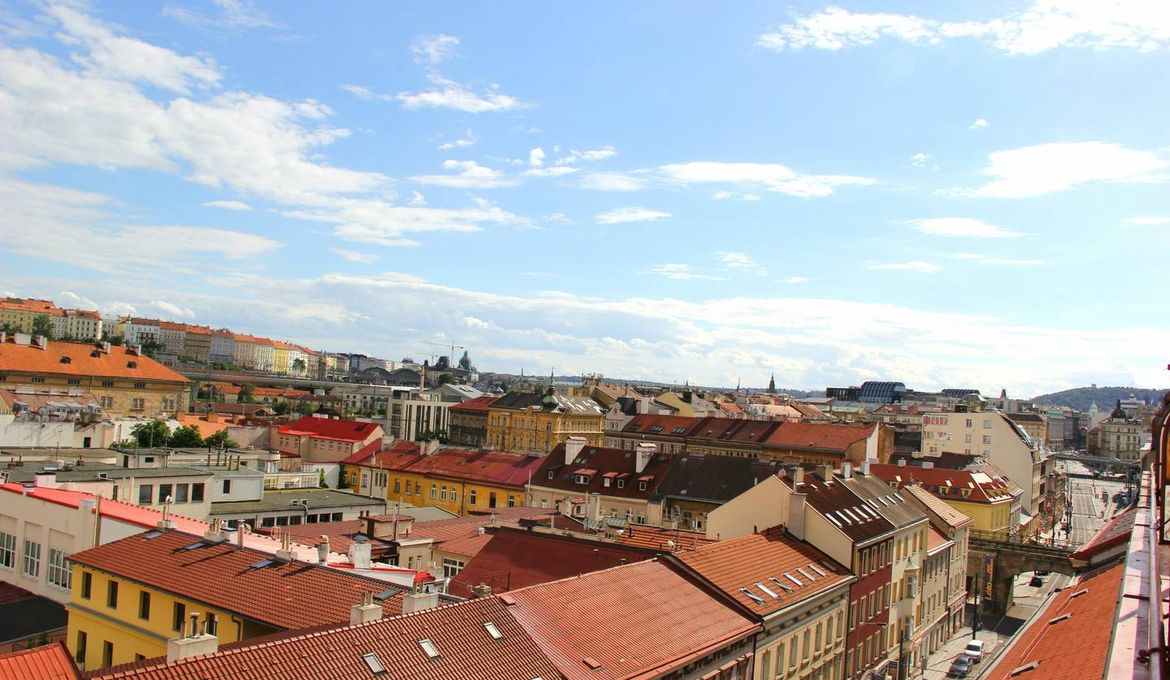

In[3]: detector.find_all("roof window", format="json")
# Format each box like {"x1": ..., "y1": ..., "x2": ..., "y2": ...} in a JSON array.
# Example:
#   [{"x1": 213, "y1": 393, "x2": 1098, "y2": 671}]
[
  {"x1": 672, "y1": 426, "x2": 687, "y2": 434},
  {"x1": 768, "y1": 577, "x2": 793, "y2": 594},
  {"x1": 483, "y1": 621, "x2": 503, "y2": 639},
  {"x1": 784, "y1": 572, "x2": 803, "y2": 587},
  {"x1": 361, "y1": 652, "x2": 386, "y2": 674},
  {"x1": 583, "y1": 657, "x2": 602, "y2": 670},
  {"x1": 59, "y1": 356, "x2": 71, "y2": 364},
  {"x1": 649, "y1": 425, "x2": 663, "y2": 433},
  {"x1": 809, "y1": 563, "x2": 828, "y2": 577},
  {"x1": 754, "y1": 582, "x2": 780, "y2": 599},
  {"x1": 738, "y1": 587, "x2": 766, "y2": 605},
  {"x1": 419, "y1": 638, "x2": 440, "y2": 659},
  {"x1": 796, "y1": 567, "x2": 815, "y2": 582}
]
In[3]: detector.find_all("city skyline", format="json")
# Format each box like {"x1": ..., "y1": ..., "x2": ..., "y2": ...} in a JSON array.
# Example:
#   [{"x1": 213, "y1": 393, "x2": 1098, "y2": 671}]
[{"x1": 1, "y1": 1, "x2": 1168, "y2": 395}]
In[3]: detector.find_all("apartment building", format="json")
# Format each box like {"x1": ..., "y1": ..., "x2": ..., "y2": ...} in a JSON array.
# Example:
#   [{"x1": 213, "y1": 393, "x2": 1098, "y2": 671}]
[
  {"x1": 272, "y1": 415, "x2": 383, "y2": 464},
  {"x1": 527, "y1": 438, "x2": 670, "y2": 525},
  {"x1": 485, "y1": 390, "x2": 604, "y2": 454}
]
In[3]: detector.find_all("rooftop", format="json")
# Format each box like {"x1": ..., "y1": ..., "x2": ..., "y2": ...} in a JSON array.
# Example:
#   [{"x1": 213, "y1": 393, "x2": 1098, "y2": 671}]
[
  {"x1": 1, "y1": 462, "x2": 211, "y2": 483},
  {"x1": 673, "y1": 527, "x2": 853, "y2": 618},
  {"x1": 899, "y1": 483, "x2": 974, "y2": 529},
  {"x1": 277, "y1": 416, "x2": 381, "y2": 442},
  {"x1": 448, "y1": 395, "x2": 499, "y2": 413},
  {"x1": 837, "y1": 471, "x2": 928, "y2": 529},
  {"x1": 0, "y1": 582, "x2": 68, "y2": 647},
  {"x1": 0, "y1": 338, "x2": 187, "y2": 383},
  {"x1": 68, "y1": 529, "x2": 401, "y2": 630},
  {"x1": 781, "y1": 471, "x2": 896, "y2": 544},
  {"x1": 870, "y1": 463, "x2": 1017, "y2": 504},
  {"x1": 535, "y1": 442, "x2": 671, "y2": 500},
  {"x1": 653, "y1": 454, "x2": 787, "y2": 504},
  {"x1": 765, "y1": 421, "x2": 877, "y2": 452},
  {"x1": 0, "y1": 643, "x2": 81, "y2": 680},
  {"x1": 207, "y1": 488, "x2": 387, "y2": 515}
]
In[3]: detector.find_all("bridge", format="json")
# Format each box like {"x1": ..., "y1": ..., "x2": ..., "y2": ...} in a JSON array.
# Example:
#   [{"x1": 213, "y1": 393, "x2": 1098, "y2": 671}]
[
  {"x1": 968, "y1": 531, "x2": 1079, "y2": 617},
  {"x1": 1051, "y1": 452, "x2": 1142, "y2": 469}
]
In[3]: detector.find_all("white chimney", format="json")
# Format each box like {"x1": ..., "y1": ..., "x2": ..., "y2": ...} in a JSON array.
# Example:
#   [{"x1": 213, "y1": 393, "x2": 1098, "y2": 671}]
[
  {"x1": 841, "y1": 462, "x2": 853, "y2": 479},
  {"x1": 792, "y1": 467, "x2": 805, "y2": 486},
  {"x1": 350, "y1": 592, "x2": 382, "y2": 626},
  {"x1": 167, "y1": 613, "x2": 218, "y2": 662},
  {"x1": 274, "y1": 533, "x2": 295, "y2": 563},
  {"x1": 635, "y1": 442, "x2": 655, "y2": 474},
  {"x1": 788, "y1": 493, "x2": 806, "y2": 540},
  {"x1": 819, "y1": 463, "x2": 835, "y2": 481},
  {"x1": 34, "y1": 472, "x2": 57, "y2": 488},
  {"x1": 348, "y1": 540, "x2": 372, "y2": 569},
  {"x1": 922, "y1": 461, "x2": 934, "y2": 469},
  {"x1": 564, "y1": 436, "x2": 587, "y2": 466},
  {"x1": 897, "y1": 459, "x2": 906, "y2": 467},
  {"x1": 861, "y1": 459, "x2": 872, "y2": 476},
  {"x1": 401, "y1": 588, "x2": 440, "y2": 614}
]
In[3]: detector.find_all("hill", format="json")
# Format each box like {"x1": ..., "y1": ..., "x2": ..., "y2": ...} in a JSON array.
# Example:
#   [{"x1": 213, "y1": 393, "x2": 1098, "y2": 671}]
[{"x1": 1029, "y1": 386, "x2": 1167, "y2": 412}]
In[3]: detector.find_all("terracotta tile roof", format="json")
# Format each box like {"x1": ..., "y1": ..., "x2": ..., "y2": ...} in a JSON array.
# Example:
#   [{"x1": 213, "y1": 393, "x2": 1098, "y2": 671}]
[
  {"x1": 674, "y1": 527, "x2": 852, "y2": 617},
  {"x1": 279, "y1": 416, "x2": 381, "y2": 442},
  {"x1": 449, "y1": 395, "x2": 500, "y2": 413},
  {"x1": 408, "y1": 508, "x2": 558, "y2": 544},
  {"x1": 0, "y1": 339, "x2": 188, "y2": 383},
  {"x1": 534, "y1": 443, "x2": 671, "y2": 500},
  {"x1": 689, "y1": 417, "x2": 780, "y2": 443},
  {"x1": 622, "y1": 414, "x2": 701, "y2": 436},
  {"x1": 91, "y1": 597, "x2": 560, "y2": 680},
  {"x1": 432, "y1": 531, "x2": 495, "y2": 559},
  {"x1": 448, "y1": 528, "x2": 651, "y2": 598},
  {"x1": 870, "y1": 464, "x2": 1016, "y2": 504},
  {"x1": 340, "y1": 439, "x2": 385, "y2": 465},
  {"x1": 503, "y1": 559, "x2": 759, "y2": 680},
  {"x1": 173, "y1": 414, "x2": 230, "y2": 438},
  {"x1": 925, "y1": 526, "x2": 951, "y2": 553},
  {"x1": 765, "y1": 421, "x2": 876, "y2": 452},
  {"x1": 0, "y1": 643, "x2": 81, "y2": 680},
  {"x1": 898, "y1": 483, "x2": 973, "y2": 529},
  {"x1": 68, "y1": 530, "x2": 401, "y2": 630},
  {"x1": 781, "y1": 472, "x2": 896, "y2": 544},
  {"x1": 1070, "y1": 507, "x2": 1136, "y2": 562},
  {"x1": 396, "y1": 448, "x2": 547, "y2": 489},
  {"x1": 612, "y1": 524, "x2": 714, "y2": 551},
  {"x1": 984, "y1": 562, "x2": 1125, "y2": 680}
]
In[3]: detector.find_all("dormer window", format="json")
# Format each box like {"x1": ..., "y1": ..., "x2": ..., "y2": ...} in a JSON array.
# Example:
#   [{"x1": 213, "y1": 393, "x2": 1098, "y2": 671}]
[
  {"x1": 638, "y1": 481, "x2": 647, "y2": 491},
  {"x1": 574, "y1": 474, "x2": 590, "y2": 485},
  {"x1": 617, "y1": 479, "x2": 625, "y2": 489},
  {"x1": 603, "y1": 478, "x2": 611, "y2": 487},
  {"x1": 547, "y1": 470, "x2": 555, "y2": 479}
]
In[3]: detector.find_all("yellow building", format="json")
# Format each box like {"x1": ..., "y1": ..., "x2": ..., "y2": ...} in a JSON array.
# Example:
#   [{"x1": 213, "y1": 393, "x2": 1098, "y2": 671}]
[
  {"x1": 65, "y1": 528, "x2": 399, "y2": 671},
  {"x1": 485, "y1": 390, "x2": 604, "y2": 454},
  {"x1": 0, "y1": 336, "x2": 188, "y2": 418},
  {"x1": 871, "y1": 463, "x2": 1019, "y2": 538},
  {"x1": 343, "y1": 441, "x2": 546, "y2": 516}
]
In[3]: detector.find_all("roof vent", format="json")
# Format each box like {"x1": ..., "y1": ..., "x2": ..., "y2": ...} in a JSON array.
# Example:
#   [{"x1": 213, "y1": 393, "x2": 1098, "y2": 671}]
[
  {"x1": 483, "y1": 621, "x2": 503, "y2": 639},
  {"x1": 1009, "y1": 661, "x2": 1039, "y2": 676},
  {"x1": 583, "y1": 657, "x2": 602, "y2": 670},
  {"x1": 127, "y1": 361, "x2": 138, "y2": 369},
  {"x1": 59, "y1": 356, "x2": 72, "y2": 364},
  {"x1": 1047, "y1": 614, "x2": 1071, "y2": 625}
]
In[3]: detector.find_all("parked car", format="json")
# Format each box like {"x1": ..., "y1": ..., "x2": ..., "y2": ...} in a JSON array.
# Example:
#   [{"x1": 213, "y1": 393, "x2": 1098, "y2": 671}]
[
  {"x1": 947, "y1": 655, "x2": 973, "y2": 678},
  {"x1": 964, "y1": 640, "x2": 986, "y2": 663}
]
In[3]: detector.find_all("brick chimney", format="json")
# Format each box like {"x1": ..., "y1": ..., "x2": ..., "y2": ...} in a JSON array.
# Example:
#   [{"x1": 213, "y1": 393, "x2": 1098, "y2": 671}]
[
  {"x1": 564, "y1": 436, "x2": 587, "y2": 466},
  {"x1": 635, "y1": 442, "x2": 655, "y2": 474},
  {"x1": 350, "y1": 592, "x2": 382, "y2": 626},
  {"x1": 471, "y1": 583, "x2": 493, "y2": 598},
  {"x1": 166, "y1": 612, "x2": 218, "y2": 662}
]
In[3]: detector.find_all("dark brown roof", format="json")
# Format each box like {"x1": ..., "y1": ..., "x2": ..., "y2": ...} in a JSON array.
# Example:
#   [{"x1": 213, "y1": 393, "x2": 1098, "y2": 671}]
[
  {"x1": 653, "y1": 454, "x2": 786, "y2": 504},
  {"x1": 534, "y1": 443, "x2": 671, "y2": 500},
  {"x1": 781, "y1": 472, "x2": 896, "y2": 544}
]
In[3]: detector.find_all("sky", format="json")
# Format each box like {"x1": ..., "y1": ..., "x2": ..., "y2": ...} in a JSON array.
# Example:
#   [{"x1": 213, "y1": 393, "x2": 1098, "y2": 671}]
[{"x1": 0, "y1": 0, "x2": 1168, "y2": 397}]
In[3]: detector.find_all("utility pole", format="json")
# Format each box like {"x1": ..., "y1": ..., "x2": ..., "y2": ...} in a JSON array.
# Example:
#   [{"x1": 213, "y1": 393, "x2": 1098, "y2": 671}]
[{"x1": 972, "y1": 569, "x2": 981, "y2": 640}]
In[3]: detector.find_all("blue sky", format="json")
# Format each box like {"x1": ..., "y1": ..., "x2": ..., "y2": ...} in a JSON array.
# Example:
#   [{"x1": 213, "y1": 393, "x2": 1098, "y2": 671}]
[{"x1": 1, "y1": 0, "x2": 1168, "y2": 396}]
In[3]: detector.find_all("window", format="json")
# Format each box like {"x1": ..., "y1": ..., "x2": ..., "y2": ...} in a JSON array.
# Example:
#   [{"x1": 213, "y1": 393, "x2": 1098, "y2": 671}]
[
  {"x1": 100, "y1": 396, "x2": 113, "y2": 409},
  {"x1": 134, "y1": 381, "x2": 146, "y2": 389},
  {"x1": 48, "y1": 548, "x2": 70, "y2": 589},
  {"x1": 965, "y1": 418, "x2": 973, "y2": 428},
  {"x1": 440, "y1": 485, "x2": 448, "y2": 500},
  {"x1": 139, "y1": 591, "x2": 151, "y2": 620},
  {"x1": 22, "y1": 539, "x2": 41, "y2": 578},
  {"x1": 173, "y1": 602, "x2": 186, "y2": 632},
  {"x1": 139, "y1": 484, "x2": 153, "y2": 504},
  {"x1": 0, "y1": 532, "x2": 14, "y2": 569},
  {"x1": 191, "y1": 483, "x2": 204, "y2": 502},
  {"x1": 982, "y1": 435, "x2": 992, "y2": 445},
  {"x1": 488, "y1": 492, "x2": 497, "y2": 508},
  {"x1": 451, "y1": 489, "x2": 458, "y2": 504},
  {"x1": 442, "y1": 558, "x2": 465, "y2": 578},
  {"x1": 130, "y1": 398, "x2": 145, "y2": 410},
  {"x1": 102, "y1": 641, "x2": 113, "y2": 667},
  {"x1": 393, "y1": 479, "x2": 401, "y2": 493},
  {"x1": 469, "y1": 489, "x2": 477, "y2": 505},
  {"x1": 430, "y1": 484, "x2": 437, "y2": 499},
  {"x1": 547, "y1": 470, "x2": 554, "y2": 479},
  {"x1": 158, "y1": 484, "x2": 172, "y2": 503},
  {"x1": 68, "y1": 378, "x2": 81, "y2": 385},
  {"x1": 30, "y1": 376, "x2": 45, "y2": 383},
  {"x1": 175, "y1": 484, "x2": 188, "y2": 503},
  {"x1": 222, "y1": 479, "x2": 231, "y2": 494},
  {"x1": 638, "y1": 481, "x2": 647, "y2": 491},
  {"x1": 107, "y1": 580, "x2": 119, "y2": 608},
  {"x1": 206, "y1": 613, "x2": 218, "y2": 636},
  {"x1": 81, "y1": 571, "x2": 92, "y2": 598},
  {"x1": 617, "y1": 479, "x2": 625, "y2": 488},
  {"x1": 76, "y1": 631, "x2": 87, "y2": 663},
  {"x1": 101, "y1": 379, "x2": 114, "y2": 387},
  {"x1": 602, "y1": 477, "x2": 611, "y2": 487}
]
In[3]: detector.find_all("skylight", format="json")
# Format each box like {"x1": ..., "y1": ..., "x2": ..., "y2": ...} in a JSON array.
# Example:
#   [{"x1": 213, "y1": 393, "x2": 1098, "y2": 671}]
[
  {"x1": 784, "y1": 572, "x2": 804, "y2": 587},
  {"x1": 827, "y1": 515, "x2": 843, "y2": 528},
  {"x1": 181, "y1": 541, "x2": 206, "y2": 551},
  {"x1": 738, "y1": 587, "x2": 766, "y2": 605},
  {"x1": 249, "y1": 559, "x2": 274, "y2": 570},
  {"x1": 809, "y1": 563, "x2": 828, "y2": 577},
  {"x1": 419, "y1": 638, "x2": 440, "y2": 658},
  {"x1": 361, "y1": 652, "x2": 386, "y2": 674},
  {"x1": 755, "y1": 582, "x2": 780, "y2": 599},
  {"x1": 768, "y1": 577, "x2": 794, "y2": 593},
  {"x1": 143, "y1": 530, "x2": 163, "y2": 540},
  {"x1": 796, "y1": 567, "x2": 815, "y2": 582},
  {"x1": 483, "y1": 621, "x2": 503, "y2": 639}
]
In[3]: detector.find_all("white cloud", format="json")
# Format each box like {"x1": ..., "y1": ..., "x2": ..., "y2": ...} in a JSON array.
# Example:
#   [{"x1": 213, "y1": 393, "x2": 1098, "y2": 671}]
[
  {"x1": 437, "y1": 129, "x2": 476, "y2": 150},
  {"x1": 969, "y1": 118, "x2": 989, "y2": 129},
  {"x1": 330, "y1": 248, "x2": 379, "y2": 264},
  {"x1": 579, "y1": 172, "x2": 647, "y2": 192},
  {"x1": 149, "y1": 299, "x2": 196, "y2": 319},
  {"x1": 910, "y1": 217, "x2": 1021, "y2": 238},
  {"x1": 911, "y1": 152, "x2": 932, "y2": 167},
  {"x1": 647, "y1": 264, "x2": 727, "y2": 281},
  {"x1": 950, "y1": 253, "x2": 1045, "y2": 266},
  {"x1": 715, "y1": 251, "x2": 767, "y2": 275},
  {"x1": 163, "y1": 0, "x2": 283, "y2": 30},
  {"x1": 757, "y1": 2, "x2": 1170, "y2": 55},
  {"x1": 867, "y1": 260, "x2": 941, "y2": 273},
  {"x1": 410, "y1": 160, "x2": 519, "y2": 189},
  {"x1": 523, "y1": 166, "x2": 577, "y2": 178},
  {"x1": 596, "y1": 207, "x2": 671, "y2": 225},
  {"x1": 958, "y1": 142, "x2": 1168, "y2": 198},
  {"x1": 57, "y1": 291, "x2": 100, "y2": 310},
  {"x1": 1123, "y1": 216, "x2": 1170, "y2": 226},
  {"x1": 656, "y1": 161, "x2": 874, "y2": 198},
  {"x1": 394, "y1": 73, "x2": 526, "y2": 113},
  {"x1": 780, "y1": 276, "x2": 811, "y2": 284},
  {"x1": 528, "y1": 147, "x2": 546, "y2": 167},
  {"x1": 202, "y1": 200, "x2": 252, "y2": 211},
  {"x1": 48, "y1": 4, "x2": 221, "y2": 95},
  {"x1": 711, "y1": 190, "x2": 762, "y2": 201},
  {"x1": 407, "y1": 191, "x2": 427, "y2": 206},
  {"x1": 555, "y1": 145, "x2": 616, "y2": 165},
  {"x1": 411, "y1": 34, "x2": 460, "y2": 66}
]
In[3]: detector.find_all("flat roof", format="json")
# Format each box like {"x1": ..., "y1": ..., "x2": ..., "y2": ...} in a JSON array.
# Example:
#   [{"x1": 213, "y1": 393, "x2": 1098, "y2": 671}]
[
  {"x1": 208, "y1": 489, "x2": 386, "y2": 514},
  {"x1": 2, "y1": 462, "x2": 212, "y2": 483}
]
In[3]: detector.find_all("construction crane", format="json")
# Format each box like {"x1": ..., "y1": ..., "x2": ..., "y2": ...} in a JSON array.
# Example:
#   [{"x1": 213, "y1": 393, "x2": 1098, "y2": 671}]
[{"x1": 422, "y1": 340, "x2": 464, "y2": 365}]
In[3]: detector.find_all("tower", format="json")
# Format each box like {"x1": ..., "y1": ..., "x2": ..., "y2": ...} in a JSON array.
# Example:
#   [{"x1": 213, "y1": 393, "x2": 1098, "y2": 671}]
[{"x1": 767, "y1": 373, "x2": 776, "y2": 394}]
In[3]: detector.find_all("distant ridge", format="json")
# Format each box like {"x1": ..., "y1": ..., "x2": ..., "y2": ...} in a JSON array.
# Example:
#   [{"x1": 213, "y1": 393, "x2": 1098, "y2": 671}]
[{"x1": 1029, "y1": 386, "x2": 1168, "y2": 412}]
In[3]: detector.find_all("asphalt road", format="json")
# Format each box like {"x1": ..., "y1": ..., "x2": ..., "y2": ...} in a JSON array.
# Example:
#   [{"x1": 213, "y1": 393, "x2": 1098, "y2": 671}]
[{"x1": 1066, "y1": 478, "x2": 1126, "y2": 544}]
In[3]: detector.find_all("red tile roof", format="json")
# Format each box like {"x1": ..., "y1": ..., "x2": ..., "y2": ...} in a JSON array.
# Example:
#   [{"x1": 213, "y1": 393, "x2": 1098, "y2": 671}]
[
  {"x1": 689, "y1": 417, "x2": 780, "y2": 443},
  {"x1": 985, "y1": 562, "x2": 1125, "y2": 680},
  {"x1": 0, "y1": 339, "x2": 188, "y2": 383},
  {"x1": 612, "y1": 524, "x2": 714, "y2": 552},
  {"x1": 68, "y1": 530, "x2": 400, "y2": 630},
  {"x1": 870, "y1": 464, "x2": 1017, "y2": 504},
  {"x1": 0, "y1": 643, "x2": 81, "y2": 680},
  {"x1": 91, "y1": 597, "x2": 560, "y2": 680},
  {"x1": 765, "y1": 421, "x2": 876, "y2": 451},
  {"x1": 534, "y1": 442, "x2": 671, "y2": 500},
  {"x1": 674, "y1": 527, "x2": 853, "y2": 617},
  {"x1": 448, "y1": 528, "x2": 651, "y2": 598},
  {"x1": 449, "y1": 395, "x2": 499, "y2": 413},
  {"x1": 397, "y1": 448, "x2": 547, "y2": 489},
  {"x1": 622, "y1": 414, "x2": 701, "y2": 436},
  {"x1": 503, "y1": 559, "x2": 759, "y2": 680},
  {"x1": 409, "y1": 507, "x2": 558, "y2": 544},
  {"x1": 340, "y1": 439, "x2": 384, "y2": 465},
  {"x1": 1069, "y1": 507, "x2": 1135, "y2": 563},
  {"x1": 279, "y1": 416, "x2": 381, "y2": 442}
]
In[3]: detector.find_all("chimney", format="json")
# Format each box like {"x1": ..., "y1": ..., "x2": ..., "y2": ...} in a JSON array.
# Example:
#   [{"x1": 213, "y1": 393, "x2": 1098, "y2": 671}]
[
  {"x1": 31, "y1": 335, "x2": 48, "y2": 350},
  {"x1": 861, "y1": 459, "x2": 871, "y2": 476},
  {"x1": 274, "y1": 533, "x2": 295, "y2": 563},
  {"x1": 841, "y1": 462, "x2": 853, "y2": 479},
  {"x1": 203, "y1": 519, "x2": 226, "y2": 544},
  {"x1": 317, "y1": 536, "x2": 330, "y2": 564},
  {"x1": 350, "y1": 592, "x2": 383, "y2": 626},
  {"x1": 401, "y1": 587, "x2": 440, "y2": 614},
  {"x1": 788, "y1": 493, "x2": 807, "y2": 540},
  {"x1": 166, "y1": 613, "x2": 218, "y2": 662},
  {"x1": 348, "y1": 538, "x2": 372, "y2": 569},
  {"x1": 819, "y1": 463, "x2": 835, "y2": 481},
  {"x1": 792, "y1": 467, "x2": 805, "y2": 486},
  {"x1": 635, "y1": 442, "x2": 655, "y2": 474},
  {"x1": 897, "y1": 459, "x2": 906, "y2": 467},
  {"x1": 34, "y1": 471, "x2": 57, "y2": 488},
  {"x1": 472, "y1": 583, "x2": 493, "y2": 598},
  {"x1": 564, "y1": 436, "x2": 587, "y2": 466},
  {"x1": 922, "y1": 461, "x2": 934, "y2": 469}
]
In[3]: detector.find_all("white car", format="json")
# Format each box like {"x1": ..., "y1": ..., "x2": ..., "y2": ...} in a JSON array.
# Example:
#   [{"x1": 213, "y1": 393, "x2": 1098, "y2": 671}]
[{"x1": 964, "y1": 640, "x2": 986, "y2": 663}]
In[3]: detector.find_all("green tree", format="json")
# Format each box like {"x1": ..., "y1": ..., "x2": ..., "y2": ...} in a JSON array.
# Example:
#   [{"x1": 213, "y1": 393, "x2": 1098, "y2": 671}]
[
  {"x1": 238, "y1": 383, "x2": 257, "y2": 404},
  {"x1": 291, "y1": 358, "x2": 306, "y2": 374},
  {"x1": 167, "y1": 425, "x2": 204, "y2": 448},
  {"x1": 414, "y1": 429, "x2": 448, "y2": 443},
  {"x1": 131, "y1": 420, "x2": 170, "y2": 448},
  {"x1": 438, "y1": 372, "x2": 457, "y2": 385},
  {"x1": 273, "y1": 401, "x2": 291, "y2": 415},
  {"x1": 31, "y1": 315, "x2": 54, "y2": 339},
  {"x1": 204, "y1": 430, "x2": 239, "y2": 450}
]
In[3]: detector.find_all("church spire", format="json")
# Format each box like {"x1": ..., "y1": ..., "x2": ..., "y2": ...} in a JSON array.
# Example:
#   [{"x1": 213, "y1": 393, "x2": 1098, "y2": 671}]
[{"x1": 767, "y1": 373, "x2": 776, "y2": 394}]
